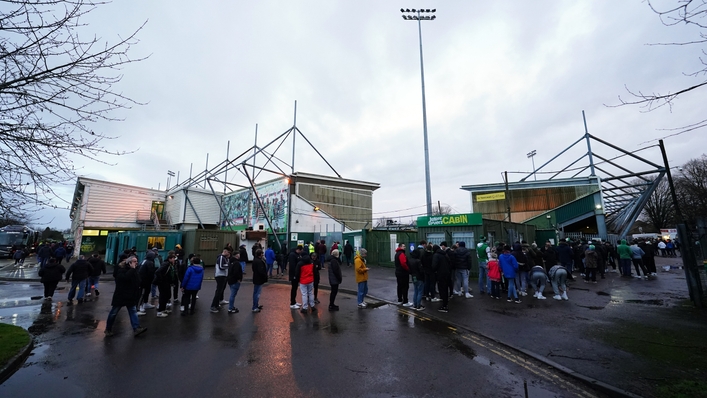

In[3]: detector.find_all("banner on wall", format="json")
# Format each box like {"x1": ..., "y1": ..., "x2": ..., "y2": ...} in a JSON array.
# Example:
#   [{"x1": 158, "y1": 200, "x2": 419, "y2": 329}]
[{"x1": 222, "y1": 179, "x2": 289, "y2": 233}]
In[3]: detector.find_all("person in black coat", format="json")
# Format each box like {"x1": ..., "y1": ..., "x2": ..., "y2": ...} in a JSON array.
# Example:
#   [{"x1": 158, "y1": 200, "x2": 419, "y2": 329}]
[
  {"x1": 409, "y1": 246, "x2": 425, "y2": 310},
  {"x1": 86, "y1": 253, "x2": 106, "y2": 297},
  {"x1": 311, "y1": 252, "x2": 321, "y2": 304},
  {"x1": 65, "y1": 255, "x2": 94, "y2": 305},
  {"x1": 154, "y1": 254, "x2": 178, "y2": 317},
  {"x1": 328, "y1": 249, "x2": 343, "y2": 311},
  {"x1": 432, "y1": 242, "x2": 453, "y2": 313},
  {"x1": 226, "y1": 252, "x2": 243, "y2": 313},
  {"x1": 251, "y1": 249, "x2": 267, "y2": 313},
  {"x1": 104, "y1": 257, "x2": 147, "y2": 337},
  {"x1": 239, "y1": 244, "x2": 249, "y2": 275},
  {"x1": 137, "y1": 251, "x2": 157, "y2": 313},
  {"x1": 343, "y1": 241, "x2": 354, "y2": 267},
  {"x1": 288, "y1": 246, "x2": 303, "y2": 308},
  {"x1": 38, "y1": 258, "x2": 65, "y2": 299}
]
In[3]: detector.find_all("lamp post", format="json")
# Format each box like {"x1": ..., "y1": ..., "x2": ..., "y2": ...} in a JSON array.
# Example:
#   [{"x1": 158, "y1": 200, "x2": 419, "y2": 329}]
[
  {"x1": 527, "y1": 150, "x2": 537, "y2": 181},
  {"x1": 401, "y1": 8, "x2": 436, "y2": 216}
]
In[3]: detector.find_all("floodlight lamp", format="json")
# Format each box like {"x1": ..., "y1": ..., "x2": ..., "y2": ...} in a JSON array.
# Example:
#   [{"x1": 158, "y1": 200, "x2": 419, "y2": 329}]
[
  {"x1": 411, "y1": 8, "x2": 416, "y2": 12},
  {"x1": 432, "y1": 8, "x2": 436, "y2": 12},
  {"x1": 431, "y1": 15, "x2": 436, "y2": 20},
  {"x1": 400, "y1": 8, "x2": 404, "y2": 12},
  {"x1": 406, "y1": 8, "x2": 410, "y2": 12},
  {"x1": 313, "y1": 206, "x2": 320, "y2": 211},
  {"x1": 426, "y1": 9, "x2": 431, "y2": 12},
  {"x1": 595, "y1": 204, "x2": 602, "y2": 210}
]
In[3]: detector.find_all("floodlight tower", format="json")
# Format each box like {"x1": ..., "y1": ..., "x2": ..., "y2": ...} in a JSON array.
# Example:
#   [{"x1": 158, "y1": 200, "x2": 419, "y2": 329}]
[
  {"x1": 527, "y1": 150, "x2": 537, "y2": 181},
  {"x1": 401, "y1": 7, "x2": 436, "y2": 216}
]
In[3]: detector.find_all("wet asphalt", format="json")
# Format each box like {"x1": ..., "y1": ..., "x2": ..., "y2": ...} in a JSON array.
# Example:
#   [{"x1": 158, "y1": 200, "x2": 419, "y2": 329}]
[{"x1": 0, "y1": 280, "x2": 602, "y2": 398}]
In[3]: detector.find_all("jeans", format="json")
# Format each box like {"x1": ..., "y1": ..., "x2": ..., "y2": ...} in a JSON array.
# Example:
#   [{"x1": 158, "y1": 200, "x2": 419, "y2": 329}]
[
  {"x1": 300, "y1": 282, "x2": 315, "y2": 309},
  {"x1": 240, "y1": 261, "x2": 246, "y2": 273},
  {"x1": 106, "y1": 305, "x2": 140, "y2": 331},
  {"x1": 454, "y1": 269, "x2": 470, "y2": 294},
  {"x1": 551, "y1": 269, "x2": 568, "y2": 295},
  {"x1": 395, "y1": 272, "x2": 409, "y2": 302},
  {"x1": 478, "y1": 261, "x2": 490, "y2": 294},
  {"x1": 530, "y1": 274, "x2": 545, "y2": 295},
  {"x1": 211, "y1": 276, "x2": 227, "y2": 308},
  {"x1": 151, "y1": 284, "x2": 157, "y2": 298},
  {"x1": 516, "y1": 271, "x2": 528, "y2": 293},
  {"x1": 423, "y1": 273, "x2": 437, "y2": 298},
  {"x1": 619, "y1": 258, "x2": 632, "y2": 276},
  {"x1": 357, "y1": 281, "x2": 368, "y2": 305},
  {"x1": 252, "y1": 284, "x2": 263, "y2": 310},
  {"x1": 228, "y1": 282, "x2": 241, "y2": 310},
  {"x1": 87, "y1": 275, "x2": 100, "y2": 294},
  {"x1": 507, "y1": 278, "x2": 518, "y2": 299},
  {"x1": 413, "y1": 280, "x2": 424, "y2": 308},
  {"x1": 68, "y1": 278, "x2": 87, "y2": 301},
  {"x1": 491, "y1": 281, "x2": 501, "y2": 298},
  {"x1": 266, "y1": 262, "x2": 274, "y2": 276}
]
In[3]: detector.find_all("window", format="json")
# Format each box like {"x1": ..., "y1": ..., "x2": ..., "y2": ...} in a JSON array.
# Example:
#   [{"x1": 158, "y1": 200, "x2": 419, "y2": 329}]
[
  {"x1": 83, "y1": 230, "x2": 99, "y2": 236},
  {"x1": 147, "y1": 237, "x2": 165, "y2": 250}
]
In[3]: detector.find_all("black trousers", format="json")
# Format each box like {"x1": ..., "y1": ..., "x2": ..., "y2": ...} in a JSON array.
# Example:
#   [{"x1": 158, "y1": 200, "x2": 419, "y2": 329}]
[
  {"x1": 138, "y1": 285, "x2": 150, "y2": 308},
  {"x1": 290, "y1": 280, "x2": 299, "y2": 305},
  {"x1": 438, "y1": 278, "x2": 450, "y2": 307},
  {"x1": 43, "y1": 281, "x2": 59, "y2": 298},
  {"x1": 490, "y1": 281, "x2": 501, "y2": 298},
  {"x1": 395, "y1": 272, "x2": 409, "y2": 302},
  {"x1": 632, "y1": 259, "x2": 648, "y2": 276},
  {"x1": 585, "y1": 268, "x2": 597, "y2": 282},
  {"x1": 158, "y1": 284, "x2": 172, "y2": 311},
  {"x1": 182, "y1": 290, "x2": 198, "y2": 313},
  {"x1": 330, "y1": 284, "x2": 339, "y2": 306},
  {"x1": 210, "y1": 276, "x2": 227, "y2": 308}
]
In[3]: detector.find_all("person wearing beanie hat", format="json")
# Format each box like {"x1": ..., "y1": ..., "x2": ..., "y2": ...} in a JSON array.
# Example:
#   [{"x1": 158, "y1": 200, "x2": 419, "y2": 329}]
[
  {"x1": 584, "y1": 245, "x2": 599, "y2": 283},
  {"x1": 454, "y1": 242, "x2": 473, "y2": 299}
]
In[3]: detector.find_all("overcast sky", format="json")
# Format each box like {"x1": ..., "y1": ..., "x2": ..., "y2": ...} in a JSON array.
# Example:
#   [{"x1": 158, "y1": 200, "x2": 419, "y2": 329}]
[{"x1": 35, "y1": 0, "x2": 705, "y2": 230}]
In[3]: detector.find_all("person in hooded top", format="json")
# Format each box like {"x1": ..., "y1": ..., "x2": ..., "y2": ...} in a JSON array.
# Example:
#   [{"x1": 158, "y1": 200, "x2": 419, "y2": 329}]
[
  {"x1": 394, "y1": 243, "x2": 412, "y2": 306},
  {"x1": 39, "y1": 257, "x2": 66, "y2": 300},
  {"x1": 549, "y1": 264, "x2": 569, "y2": 301},
  {"x1": 432, "y1": 242, "x2": 453, "y2": 313},
  {"x1": 65, "y1": 255, "x2": 94, "y2": 305},
  {"x1": 408, "y1": 245, "x2": 425, "y2": 310},
  {"x1": 511, "y1": 242, "x2": 528, "y2": 296},
  {"x1": 617, "y1": 239, "x2": 632, "y2": 277},
  {"x1": 499, "y1": 245, "x2": 520, "y2": 303},
  {"x1": 181, "y1": 256, "x2": 205, "y2": 315},
  {"x1": 454, "y1": 241, "x2": 473, "y2": 299},
  {"x1": 487, "y1": 253, "x2": 502, "y2": 299},
  {"x1": 328, "y1": 249, "x2": 343, "y2": 311},
  {"x1": 296, "y1": 252, "x2": 316, "y2": 313},
  {"x1": 584, "y1": 245, "x2": 599, "y2": 283}
]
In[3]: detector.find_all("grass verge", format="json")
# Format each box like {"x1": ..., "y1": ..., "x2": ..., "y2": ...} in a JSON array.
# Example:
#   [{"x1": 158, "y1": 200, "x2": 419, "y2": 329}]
[{"x1": 0, "y1": 323, "x2": 30, "y2": 368}]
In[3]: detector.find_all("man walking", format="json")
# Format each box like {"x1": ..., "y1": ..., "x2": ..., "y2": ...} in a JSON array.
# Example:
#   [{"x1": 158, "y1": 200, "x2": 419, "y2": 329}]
[
  {"x1": 476, "y1": 236, "x2": 491, "y2": 295},
  {"x1": 65, "y1": 255, "x2": 93, "y2": 305}
]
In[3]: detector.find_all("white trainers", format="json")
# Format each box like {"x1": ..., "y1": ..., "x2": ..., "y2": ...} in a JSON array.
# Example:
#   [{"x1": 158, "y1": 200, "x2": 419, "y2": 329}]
[
  {"x1": 561, "y1": 292, "x2": 569, "y2": 300},
  {"x1": 137, "y1": 310, "x2": 147, "y2": 316},
  {"x1": 537, "y1": 294, "x2": 546, "y2": 300},
  {"x1": 220, "y1": 300, "x2": 229, "y2": 305},
  {"x1": 452, "y1": 291, "x2": 461, "y2": 296},
  {"x1": 465, "y1": 293, "x2": 473, "y2": 299},
  {"x1": 144, "y1": 303, "x2": 156, "y2": 309},
  {"x1": 290, "y1": 303, "x2": 301, "y2": 309},
  {"x1": 431, "y1": 297, "x2": 442, "y2": 302},
  {"x1": 402, "y1": 302, "x2": 413, "y2": 307},
  {"x1": 156, "y1": 312, "x2": 168, "y2": 318},
  {"x1": 357, "y1": 302, "x2": 368, "y2": 308},
  {"x1": 519, "y1": 291, "x2": 527, "y2": 296},
  {"x1": 553, "y1": 295, "x2": 562, "y2": 300}
]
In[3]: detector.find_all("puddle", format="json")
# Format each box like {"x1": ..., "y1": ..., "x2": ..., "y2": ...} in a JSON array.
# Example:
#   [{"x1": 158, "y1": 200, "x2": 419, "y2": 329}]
[
  {"x1": 366, "y1": 302, "x2": 389, "y2": 309},
  {"x1": 610, "y1": 299, "x2": 665, "y2": 306},
  {"x1": 448, "y1": 338, "x2": 476, "y2": 360},
  {"x1": 596, "y1": 291, "x2": 610, "y2": 296}
]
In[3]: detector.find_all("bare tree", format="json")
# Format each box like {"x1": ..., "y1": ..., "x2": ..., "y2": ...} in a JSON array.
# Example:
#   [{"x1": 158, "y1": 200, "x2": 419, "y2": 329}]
[
  {"x1": 432, "y1": 204, "x2": 453, "y2": 216},
  {"x1": 640, "y1": 177, "x2": 677, "y2": 230},
  {"x1": 611, "y1": 0, "x2": 707, "y2": 135},
  {"x1": 0, "y1": 1, "x2": 145, "y2": 220},
  {"x1": 675, "y1": 155, "x2": 707, "y2": 228}
]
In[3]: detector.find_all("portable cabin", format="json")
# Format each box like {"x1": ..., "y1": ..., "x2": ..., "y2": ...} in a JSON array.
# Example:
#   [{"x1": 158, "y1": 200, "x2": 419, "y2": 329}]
[
  {"x1": 182, "y1": 229, "x2": 239, "y2": 266},
  {"x1": 105, "y1": 231, "x2": 183, "y2": 265},
  {"x1": 342, "y1": 229, "x2": 418, "y2": 267}
]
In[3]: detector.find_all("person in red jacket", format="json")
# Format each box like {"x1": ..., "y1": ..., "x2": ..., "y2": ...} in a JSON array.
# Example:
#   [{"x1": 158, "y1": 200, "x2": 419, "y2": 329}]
[
  {"x1": 296, "y1": 253, "x2": 316, "y2": 313},
  {"x1": 394, "y1": 243, "x2": 412, "y2": 306},
  {"x1": 487, "y1": 253, "x2": 502, "y2": 300}
]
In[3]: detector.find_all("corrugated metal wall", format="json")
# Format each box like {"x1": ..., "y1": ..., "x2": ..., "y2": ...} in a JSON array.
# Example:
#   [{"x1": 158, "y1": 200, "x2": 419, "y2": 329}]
[
  {"x1": 474, "y1": 186, "x2": 598, "y2": 222},
  {"x1": 184, "y1": 230, "x2": 239, "y2": 266},
  {"x1": 83, "y1": 180, "x2": 165, "y2": 228},
  {"x1": 556, "y1": 194, "x2": 595, "y2": 224},
  {"x1": 297, "y1": 183, "x2": 372, "y2": 231}
]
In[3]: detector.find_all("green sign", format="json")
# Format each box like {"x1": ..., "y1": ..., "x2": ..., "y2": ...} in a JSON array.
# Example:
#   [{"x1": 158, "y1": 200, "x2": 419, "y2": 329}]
[{"x1": 417, "y1": 213, "x2": 482, "y2": 227}]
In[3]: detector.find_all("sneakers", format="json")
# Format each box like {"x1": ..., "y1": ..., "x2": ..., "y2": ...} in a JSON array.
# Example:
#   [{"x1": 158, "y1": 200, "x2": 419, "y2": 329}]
[
  {"x1": 431, "y1": 297, "x2": 442, "y2": 302},
  {"x1": 357, "y1": 302, "x2": 367, "y2": 308},
  {"x1": 137, "y1": 310, "x2": 147, "y2": 316},
  {"x1": 104, "y1": 330, "x2": 114, "y2": 337},
  {"x1": 514, "y1": 299, "x2": 521, "y2": 304},
  {"x1": 210, "y1": 307, "x2": 219, "y2": 313},
  {"x1": 519, "y1": 291, "x2": 527, "y2": 296},
  {"x1": 328, "y1": 305, "x2": 339, "y2": 311},
  {"x1": 314, "y1": 299, "x2": 320, "y2": 304},
  {"x1": 86, "y1": 293, "x2": 92, "y2": 297},
  {"x1": 252, "y1": 308, "x2": 261, "y2": 313},
  {"x1": 561, "y1": 292, "x2": 569, "y2": 300},
  {"x1": 506, "y1": 298, "x2": 513, "y2": 302},
  {"x1": 402, "y1": 302, "x2": 413, "y2": 307},
  {"x1": 290, "y1": 303, "x2": 302, "y2": 309},
  {"x1": 228, "y1": 308, "x2": 239, "y2": 314},
  {"x1": 133, "y1": 327, "x2": 147, "y2": 337},
  {"x1": 219, "y1": 300, "x2": 229, "y2": 305},
  {"x1": 94, "y1": 290, "x2": 100, "y2": 296},
  {"x1": 553, "y1": 295, "x2": 562, "y2": 300},
  {"x1": 465, "y1": 293, "x2": 474, "y2": 299},
  {"x1": 417, "y1": 306, "x2": 426, "y2": 310},
  {"x1": 438, "y1": 307, "x2": 449, "y2": 313},
  {"x1": 144, "y1": 303, "x2": 156, "y2": 309},
  {"x1": 452, "y1": 290, "x2": 461, "y2": 296},
  {"x1": 300, "y1": 308, "x2": 308, "y2": 313},
  {"x1": 537, "y1": 294, "x2": 546, "y2": 300},
  {"x1": 156, "y1": 312, "x2": 168, "y2": 318}
]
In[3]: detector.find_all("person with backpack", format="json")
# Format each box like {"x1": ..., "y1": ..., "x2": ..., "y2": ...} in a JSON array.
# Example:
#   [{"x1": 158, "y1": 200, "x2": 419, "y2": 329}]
[
  {"x1": 154, "y1": 254, "x2": 177, "y2": 317},
  {"x1": 181, "y1": 256, "x2": 205, "y2": 315},
  {"x1": 210, "y1": 249, "x2": 231, "y2": 313},
  {"x1": 39, "y1": 258, "x2": 65, "y2": 300}
]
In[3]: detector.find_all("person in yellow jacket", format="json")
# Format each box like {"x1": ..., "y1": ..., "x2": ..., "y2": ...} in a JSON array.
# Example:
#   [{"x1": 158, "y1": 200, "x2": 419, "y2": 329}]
[{"x1": 355, "y1": 249, "x2": 370, "y2": 308}]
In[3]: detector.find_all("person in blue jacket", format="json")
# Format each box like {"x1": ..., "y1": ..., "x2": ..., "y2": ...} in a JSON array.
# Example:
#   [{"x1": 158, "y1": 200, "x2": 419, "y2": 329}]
[
  {"x1": 264, "y1": 246, "x2": 276, "y2": 277},
  {"x1": 498, "y1": 245, "x2": 520, "y2": 303},
  {"x1": 180, "y1": 256, "x2": 205, "y2": 315}
]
